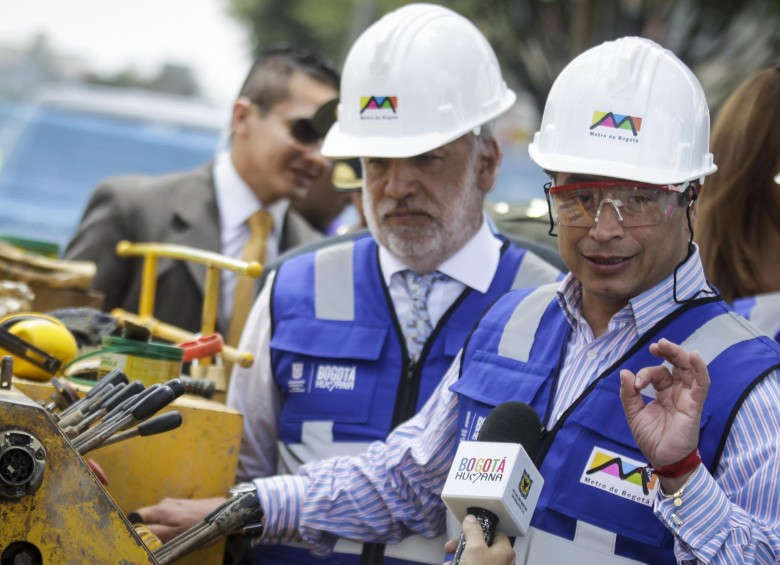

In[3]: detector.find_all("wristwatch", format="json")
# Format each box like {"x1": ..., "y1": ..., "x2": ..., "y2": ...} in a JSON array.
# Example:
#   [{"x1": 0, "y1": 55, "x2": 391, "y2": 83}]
[
  {"x1": 228, "y1": 482, "x2": 257, "y2": 496},
  {"x1": 227, "y1": 482, "x2": 264, "y2": 536}
]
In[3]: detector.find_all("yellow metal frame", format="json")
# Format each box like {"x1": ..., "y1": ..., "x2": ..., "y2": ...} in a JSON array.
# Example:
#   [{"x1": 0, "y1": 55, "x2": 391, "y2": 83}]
[{"x1": 113, "y1": 240, "x2": 262, "y2": 373}]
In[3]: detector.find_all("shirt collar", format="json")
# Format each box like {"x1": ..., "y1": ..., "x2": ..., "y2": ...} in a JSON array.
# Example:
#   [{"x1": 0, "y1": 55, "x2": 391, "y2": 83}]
[
  {"x1": 379, "y1": 216, "x2": 502, "y2": 293},
  {"x1": 557, "y1": 244, "x2": 712, "y2": 335},
  {"x1": 214, "y1": 151, "x2": 288, "y2": 237}
]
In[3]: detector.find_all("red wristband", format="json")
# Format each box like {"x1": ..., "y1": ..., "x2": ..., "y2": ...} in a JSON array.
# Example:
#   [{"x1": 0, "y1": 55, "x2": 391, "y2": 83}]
[{"x1": 649, "y1": 448, "x2": 701, "y2": 478}]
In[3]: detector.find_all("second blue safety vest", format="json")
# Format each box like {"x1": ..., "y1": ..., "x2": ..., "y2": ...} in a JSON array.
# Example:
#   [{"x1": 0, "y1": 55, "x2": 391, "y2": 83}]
[{"x1": 453, "y1": 284, "x2": 780, "y2": 564}]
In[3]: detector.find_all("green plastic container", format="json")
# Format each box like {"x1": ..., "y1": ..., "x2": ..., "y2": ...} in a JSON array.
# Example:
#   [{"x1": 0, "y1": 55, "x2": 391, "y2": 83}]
[{"x1": 98, "y1": 336, "x2": 183, "y2": 387}]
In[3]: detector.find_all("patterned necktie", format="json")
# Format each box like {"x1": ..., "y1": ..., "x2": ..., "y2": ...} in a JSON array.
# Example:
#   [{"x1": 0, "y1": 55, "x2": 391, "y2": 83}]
[
  {"x1": 402, "y1": 270, "x2": 446, "y2": 362},
  {"x1": 227, "y1": 210, "x2": 274, "y2": 347}
]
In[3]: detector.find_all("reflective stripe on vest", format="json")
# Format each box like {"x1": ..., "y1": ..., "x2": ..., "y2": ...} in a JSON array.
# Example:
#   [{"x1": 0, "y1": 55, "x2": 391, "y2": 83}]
[
  {"x1": 498, "y1": 283, "x2": 558, "y2": 362},
  {"x1": 512, "y1": 251, "x2": 563, "y2": 290},
  {"x1": 513, "y1": 525, "x2": 643, "y2": 564},
  {"x1": 734, "y1": 293, "x2": 780, "y2": 342},
  {"x1": 640, "y1": 311, "x2": 766, "y2": 399},
  {"x1": 314, "y1": 240, "x2": 356, "y2": 320},
  {"x1": 681, "y1": 310, "x2": 764, "y2": 362}
]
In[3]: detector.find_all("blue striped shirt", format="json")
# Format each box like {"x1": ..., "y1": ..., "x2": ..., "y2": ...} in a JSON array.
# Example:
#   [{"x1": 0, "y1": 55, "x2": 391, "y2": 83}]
[{"x1": 253, "y1": 248, "x2": 780, "y2": 563}]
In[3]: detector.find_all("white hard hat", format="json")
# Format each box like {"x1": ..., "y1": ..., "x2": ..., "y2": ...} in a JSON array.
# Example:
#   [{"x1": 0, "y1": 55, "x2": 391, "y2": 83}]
[
  {"x1": 528, "y1": 37, "x2": 717, "y2": 187},
  {"x1": 322, "y1": 3, "x2": 516, "y2": 158}
]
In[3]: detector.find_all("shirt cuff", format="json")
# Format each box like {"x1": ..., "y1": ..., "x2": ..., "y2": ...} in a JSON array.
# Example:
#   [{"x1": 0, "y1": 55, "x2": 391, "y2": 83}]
[
  {"x1": 252, "y1": 475, "x2": 308, "y2": 544},
  {"x1": 653, "y1": 465, "x2": 731, "y2": 559}
]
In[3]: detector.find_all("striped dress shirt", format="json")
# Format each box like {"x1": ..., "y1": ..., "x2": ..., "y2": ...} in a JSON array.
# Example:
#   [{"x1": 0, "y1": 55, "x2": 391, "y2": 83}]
[{"x1": 252, "y1": 247, "x2": 780, "y2": 563}]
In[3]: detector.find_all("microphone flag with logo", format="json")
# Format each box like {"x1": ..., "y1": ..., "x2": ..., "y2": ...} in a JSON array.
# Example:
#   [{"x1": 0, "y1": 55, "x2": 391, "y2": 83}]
[{"x1": 441, "y1": 401, "x2": 544, "y2": 560}]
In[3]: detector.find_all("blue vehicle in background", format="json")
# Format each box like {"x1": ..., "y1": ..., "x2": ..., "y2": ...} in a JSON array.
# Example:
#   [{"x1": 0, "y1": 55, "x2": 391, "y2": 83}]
[{"x1": 0, "y1": 83, "x2": 227, "y2": 252}]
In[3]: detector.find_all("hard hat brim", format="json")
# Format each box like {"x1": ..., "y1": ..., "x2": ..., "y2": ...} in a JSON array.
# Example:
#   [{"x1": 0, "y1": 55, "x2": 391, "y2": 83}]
[
  {"x1": 322, "y1": 124, "x2": 460, "y2": 158},
  {"x1": 529, "y1": 141, "x2": 717, "y2": 186},
  {"x1": 323, "y1": 91, "x2": 517, "y2": 159}
]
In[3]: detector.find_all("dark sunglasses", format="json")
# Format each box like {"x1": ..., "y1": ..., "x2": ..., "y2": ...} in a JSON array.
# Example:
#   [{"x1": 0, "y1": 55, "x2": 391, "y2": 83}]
[
  {"x1": 281, "y1": 114, "x2": 322, "y2": 145},
  {"x1": 246, "y1": 97, "x2": 327, "y2": 146},
  {"x1": 264, "y1": 109, "x2": 323, "y2": 145}
]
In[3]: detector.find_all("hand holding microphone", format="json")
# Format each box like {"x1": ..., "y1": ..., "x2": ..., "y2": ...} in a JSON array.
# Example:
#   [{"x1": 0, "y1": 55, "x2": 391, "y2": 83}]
[
  {"x1": 444, "y1": 514, "x2": 515, "y2": 565},
  {"x1": 441, "y1": 401, "x2": 544, "y2": 564}
]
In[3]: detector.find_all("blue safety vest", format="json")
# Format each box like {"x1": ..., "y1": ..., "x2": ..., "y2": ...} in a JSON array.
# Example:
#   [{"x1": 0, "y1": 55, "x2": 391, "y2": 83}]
[
  {"x1": 257, "y1": 233, "x2": 560, "y2": 565},
  {"x1": 453, "y1": 284, "x2": 780, "y2": 563}
]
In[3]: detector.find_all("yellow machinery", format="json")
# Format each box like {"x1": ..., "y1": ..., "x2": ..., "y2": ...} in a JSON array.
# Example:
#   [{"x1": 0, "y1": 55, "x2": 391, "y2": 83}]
[
  {"x1": 1, "y1": 366, "x2": 243, "y2": 564},
  {"x1": 0, "y1": 376, "x2": 155, "y2": 563},
  {"x1": 1, "y1": 240, "x2": 260, "y2": 562}
]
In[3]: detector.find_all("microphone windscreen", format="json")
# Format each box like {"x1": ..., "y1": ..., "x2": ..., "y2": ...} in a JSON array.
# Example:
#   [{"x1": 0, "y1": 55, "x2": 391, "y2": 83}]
[{"x1": 476, "y1": 401, "x2": 542, "y2": 459}]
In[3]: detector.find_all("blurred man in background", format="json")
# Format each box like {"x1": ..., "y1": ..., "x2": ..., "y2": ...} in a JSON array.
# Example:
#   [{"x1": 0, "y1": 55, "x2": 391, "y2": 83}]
[{"x1": 65, "y1": 46, "x2": 338, "y2": 345}]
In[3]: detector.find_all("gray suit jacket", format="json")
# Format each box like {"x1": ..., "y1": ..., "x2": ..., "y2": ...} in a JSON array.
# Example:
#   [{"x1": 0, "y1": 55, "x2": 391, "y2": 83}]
[{"x1": 65, "y1": 164, "x2": 321, "y2": 334}]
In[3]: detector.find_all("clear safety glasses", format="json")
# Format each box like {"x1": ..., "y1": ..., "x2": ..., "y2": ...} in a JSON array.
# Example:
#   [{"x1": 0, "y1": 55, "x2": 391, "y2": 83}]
[{"x1": 545, "y1": 181, "x2": 690, "y2": 228}]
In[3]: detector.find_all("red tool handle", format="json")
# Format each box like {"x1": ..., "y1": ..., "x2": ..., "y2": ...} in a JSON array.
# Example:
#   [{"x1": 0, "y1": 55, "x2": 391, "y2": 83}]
[{"x1": 178, "y1": 333, "x2": 224, "y2": 362}]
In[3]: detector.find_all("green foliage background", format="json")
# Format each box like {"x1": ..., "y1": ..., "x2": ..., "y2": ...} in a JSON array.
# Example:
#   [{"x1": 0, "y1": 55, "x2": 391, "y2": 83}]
[{"x1": 225, "y1": 0, "x2": 780, "y2": 115}]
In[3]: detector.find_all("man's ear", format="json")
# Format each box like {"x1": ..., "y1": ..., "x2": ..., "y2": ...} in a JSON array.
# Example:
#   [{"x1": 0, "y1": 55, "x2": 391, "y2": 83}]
[
  {"x1": 688, "y1": 183, "x2": 702, "y2": 221},
  {"x1": 232, "y1": 97, "x2": 254, "y2": 138},
  {"x1": 476, "y1": 138, "x2": 502, "y2": 193}
]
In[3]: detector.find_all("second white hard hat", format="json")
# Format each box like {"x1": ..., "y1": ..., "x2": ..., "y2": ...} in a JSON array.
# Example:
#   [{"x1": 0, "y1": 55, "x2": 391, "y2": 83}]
[
  {"x1": 528, "y1": 36, "x2": 717, "y2": 187},
  {"x1": 322, "y1": 3, "x2": 516, "y2": 158}
]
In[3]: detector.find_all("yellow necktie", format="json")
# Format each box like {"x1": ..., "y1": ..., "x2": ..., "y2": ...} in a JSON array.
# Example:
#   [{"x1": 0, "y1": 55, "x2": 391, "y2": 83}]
[{"x1": 227, "y1": 210, "x2": 274, "y2": 347}]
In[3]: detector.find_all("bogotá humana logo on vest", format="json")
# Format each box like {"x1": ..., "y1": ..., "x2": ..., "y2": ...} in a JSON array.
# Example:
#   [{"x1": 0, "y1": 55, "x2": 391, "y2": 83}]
[
  {"x1": 360, "y1": 96, "x2": 399, "y2": 121},
  {"x1": 580, "y1": 446, "x2": 658, "y2": 506},
  {"x1": 589, "y1": 111, "x2": 642, "y2": 144},
  {"x1": 314, "y1": 364, "x2": 357, "y2": 392}
]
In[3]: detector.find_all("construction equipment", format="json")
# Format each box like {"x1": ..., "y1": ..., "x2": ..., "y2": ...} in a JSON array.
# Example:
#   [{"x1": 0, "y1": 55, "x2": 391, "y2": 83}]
[
  {"x1": 1, "y1": 237, "x2": 257, "y2": 562},
  {"x1": 0, "y1": 360, "x2": 157, "y2": 563},
  {"x1": 2, "y1": 358, "x2": 243, "y2": 564}
]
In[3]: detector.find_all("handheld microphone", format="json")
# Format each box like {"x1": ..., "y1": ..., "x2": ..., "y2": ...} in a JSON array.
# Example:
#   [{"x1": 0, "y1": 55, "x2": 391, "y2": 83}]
[{"x1": 441, "y1": 402, "x2": 543, "y2": 563}]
